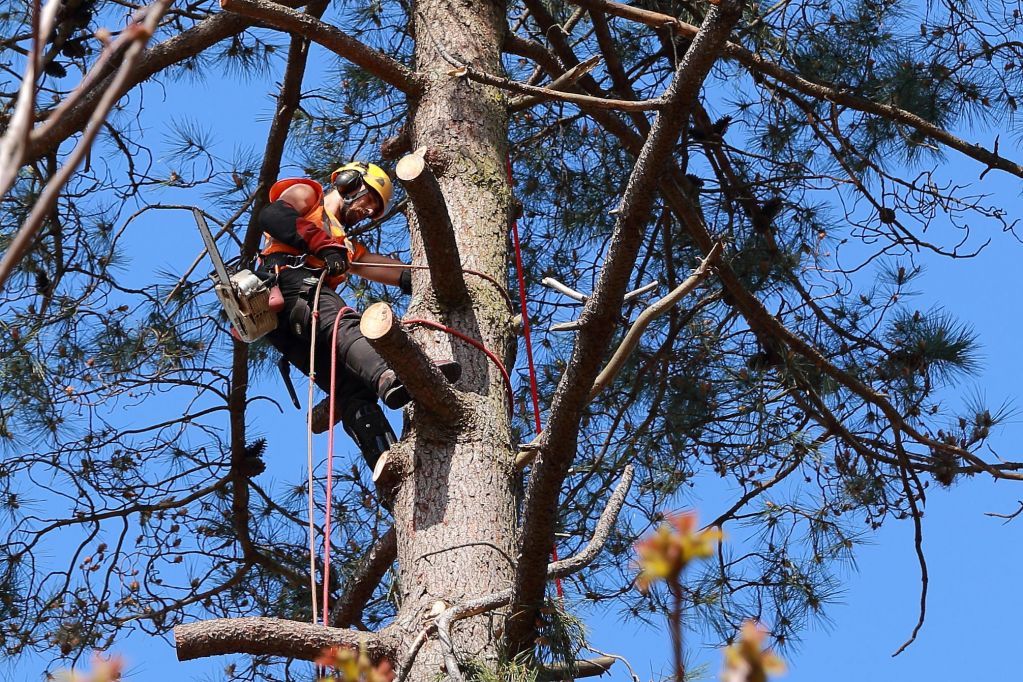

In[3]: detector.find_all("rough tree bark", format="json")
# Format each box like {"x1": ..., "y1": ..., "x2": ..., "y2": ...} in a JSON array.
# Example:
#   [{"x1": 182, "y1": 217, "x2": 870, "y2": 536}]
[{"x1": 385, "y1": 0, "x2": 519, "y2": 677}]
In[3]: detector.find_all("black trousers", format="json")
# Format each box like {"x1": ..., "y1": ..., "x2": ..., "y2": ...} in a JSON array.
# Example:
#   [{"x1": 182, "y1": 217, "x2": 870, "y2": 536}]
[{"x1": 265, "y1": 267, "x2": 392, "y2": 465}]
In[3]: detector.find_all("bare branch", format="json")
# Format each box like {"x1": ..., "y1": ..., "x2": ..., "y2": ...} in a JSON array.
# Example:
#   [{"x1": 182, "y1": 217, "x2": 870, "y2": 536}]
[
  {"x1": 395, "y1": 150, "x2": 470, "y2": 308},
  {"x1": 588, "y1": 243, "x2": 720, "y2": 399},
  {"x1": 0, "y1": 0, "x2": 61, "y2": 199},
  {"x1": 538, "y1": 657, "x2": 617, "y2": 681},
  {"x1": 219, "y1": 0, "x2": 421, "y2": 94},
  {"x1": 173, "y1": 617, "x2": 396, "y2": 662},
  {"x1": 541, "y1": 277, "x2": 588, "y2": 302},
  {"x1": 508, "y1": 55, "x2": 602, "y2": 112},
  {"x1": 429, "y1": 47, "x2": 661, "y2": 112},
  {"x1": 548, "y1": 465, "x2": 634, "y2": 579},
  {"x1": 0, "y1": 0, "x2": 175, "y2": 292}
]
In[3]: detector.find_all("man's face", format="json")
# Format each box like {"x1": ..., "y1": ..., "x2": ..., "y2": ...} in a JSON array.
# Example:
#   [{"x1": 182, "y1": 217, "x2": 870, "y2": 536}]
[
  {"x1": 328, "y1": 182, "x2": 382, "y2": 226},
  {"x1": 342, "y1": 189, "x2": 382, "y2": 225}
]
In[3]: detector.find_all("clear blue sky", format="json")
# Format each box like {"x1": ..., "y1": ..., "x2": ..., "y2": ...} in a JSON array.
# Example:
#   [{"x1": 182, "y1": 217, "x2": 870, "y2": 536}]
[{"x1": 5, "y1": 24, "x2": 1023, "y2": 682}]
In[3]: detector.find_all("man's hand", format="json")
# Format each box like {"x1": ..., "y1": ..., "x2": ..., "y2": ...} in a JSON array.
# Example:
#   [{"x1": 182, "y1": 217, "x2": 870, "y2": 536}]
[
  {"x1": 398, "y1": 268, "x2": 412, "y2": 295},
  {"x1": 320, "y1": 247, "x2": 349, "y2": 277}
]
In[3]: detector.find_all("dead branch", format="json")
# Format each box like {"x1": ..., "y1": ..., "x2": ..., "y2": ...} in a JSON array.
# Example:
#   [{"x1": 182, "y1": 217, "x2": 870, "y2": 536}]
[
  {"x1": 219, "y1": 0, "x2": 421, "y2": 94},
  {"x1": 588, "y1": 243, "x2": 721, "y2": 399},
  {"x1": 542, "y1": 277, "x2": 588, "y2": 302},
  {"x1": 537, "y1": 657, "x2": 617, "y2": 681},
  {"x1": 360, "y1": 302, "x2": 465, "y2": 421},
  {"x1": 508, "y1": 55, "x2": 602, "y2": 112},
  {"x1": 173, "y1": 617, "x2": 396, "y2": 661},
  {"x1": 986, "y1": 501, "x2": 1023, "y2": 523},
  {"x1": 395, "y1": 150, "x2": 470, "y2": 308}
]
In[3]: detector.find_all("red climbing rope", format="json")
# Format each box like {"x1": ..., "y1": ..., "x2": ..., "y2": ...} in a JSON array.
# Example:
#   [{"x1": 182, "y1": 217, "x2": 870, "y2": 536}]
[
  {"x1": 322, "y1": 308, "x2": 348, "y2": 627},
  {"x1": 403, "y1": 318, "x2": 515, "y2": 417},
  {"x1": 506, "y1": 156, "x2": 564, "y2": 600}
]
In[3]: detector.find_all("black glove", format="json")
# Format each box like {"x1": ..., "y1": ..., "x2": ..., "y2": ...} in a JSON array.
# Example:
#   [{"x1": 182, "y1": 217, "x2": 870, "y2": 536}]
[
  {"x1": 320, "y1": 247, "x2": 349, "y2": 277},
  {"x1": 398, "y1": 268, "x2": 412, "y2": 295}
]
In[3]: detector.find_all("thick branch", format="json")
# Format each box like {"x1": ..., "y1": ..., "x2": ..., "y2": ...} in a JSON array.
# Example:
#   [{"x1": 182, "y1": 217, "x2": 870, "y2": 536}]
[
  {"x1": 330, "y1": 526, "x2": 397, "y2": 628},
  {"x1": 508, "y1": 0, "x2": 745, "y2": 654},
  {"x1": 395, "y1": 151, "x2": 469, "y2": 308},
  {"x1": 174, "y1": 617, "x2": 395, "y2": 661},
  {"x1": 360, "y1": 302, "x2": 465, "y2": 421},
  {"x1": 219, "y1": 0, "x2": 421, "y2": 94}
]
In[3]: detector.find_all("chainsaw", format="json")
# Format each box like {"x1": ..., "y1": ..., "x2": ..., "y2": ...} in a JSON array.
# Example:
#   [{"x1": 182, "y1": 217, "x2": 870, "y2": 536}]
[{"x1": 193, "y1": 208, "x2": 279, "y2": 343}]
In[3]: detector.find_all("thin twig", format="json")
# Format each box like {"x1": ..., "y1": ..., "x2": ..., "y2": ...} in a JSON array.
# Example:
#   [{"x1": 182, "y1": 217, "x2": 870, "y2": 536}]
[
  {"x1": 0, "y1": 0, "x2": 62, "y2": 199},
  {"x1": 419, "y1": 14, "x2": 661, "y2": 112},
  {"x1": 0, "y1": 0, "x2": 175, "y2": 291}
]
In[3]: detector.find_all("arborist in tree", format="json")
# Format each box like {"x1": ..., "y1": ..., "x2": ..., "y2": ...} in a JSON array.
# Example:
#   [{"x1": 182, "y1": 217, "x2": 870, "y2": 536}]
[{"x1": 259, "y1": 161, "x2": 460, "y2": 472}]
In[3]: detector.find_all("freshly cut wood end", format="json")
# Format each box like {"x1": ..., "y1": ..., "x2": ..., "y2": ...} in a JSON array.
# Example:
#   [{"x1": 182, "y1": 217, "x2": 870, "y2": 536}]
[
  {"x1": 360, "y1": 301, "x2": 394, "y2": 340},
  {"x1": 396, "y1": 151, "x2": 427, "y2": 182}
]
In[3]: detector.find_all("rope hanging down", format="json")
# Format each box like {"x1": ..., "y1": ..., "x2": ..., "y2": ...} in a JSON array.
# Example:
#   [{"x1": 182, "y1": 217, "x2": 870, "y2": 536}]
[
  {"x1": 506, "y1": 155, "x2": 564, "y2": 600},
  {"x1": 305, "y1": 271, "x2": 328, "y2": 626}
]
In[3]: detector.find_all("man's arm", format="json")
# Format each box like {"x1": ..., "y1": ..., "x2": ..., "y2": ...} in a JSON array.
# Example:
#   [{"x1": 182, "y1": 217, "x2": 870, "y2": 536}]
[
  {"x1": 259, "y1": 201, "x2": 346, "y2": 255},
  {"x1": 348, "y1": 251, "x2": 409, "y2": 287}
]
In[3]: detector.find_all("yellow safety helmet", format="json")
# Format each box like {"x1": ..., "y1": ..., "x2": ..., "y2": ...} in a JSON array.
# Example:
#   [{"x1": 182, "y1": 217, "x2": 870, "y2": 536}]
[{"x1": 329, "y1": 162, "x2": 393, "y2": 219}]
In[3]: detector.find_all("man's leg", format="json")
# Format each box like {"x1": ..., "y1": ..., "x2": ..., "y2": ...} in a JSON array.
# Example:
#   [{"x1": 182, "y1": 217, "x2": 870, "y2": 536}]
[
  {"x1": 336, "y1": 384, "x2": 397, "y2": 472},
  {"x1": 311, "y1": 289, "x2": 391, "y2": 394}
]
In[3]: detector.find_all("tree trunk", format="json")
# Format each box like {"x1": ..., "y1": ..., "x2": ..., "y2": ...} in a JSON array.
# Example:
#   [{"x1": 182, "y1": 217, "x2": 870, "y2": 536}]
[{"x1": 391, "y1": 1, "x2": 516, "y2": 680}]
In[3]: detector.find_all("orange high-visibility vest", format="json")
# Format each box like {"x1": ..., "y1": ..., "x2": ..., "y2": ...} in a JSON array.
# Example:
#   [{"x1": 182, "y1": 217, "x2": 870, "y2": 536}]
[{"x1": 261, "y1": 178, "x2": 368, "y2": 287}]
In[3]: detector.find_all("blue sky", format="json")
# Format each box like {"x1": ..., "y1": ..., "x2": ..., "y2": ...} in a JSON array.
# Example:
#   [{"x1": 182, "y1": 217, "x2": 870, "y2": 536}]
[{"x1": 5, "y1": 17, "x2": 1023, "y2": 682}]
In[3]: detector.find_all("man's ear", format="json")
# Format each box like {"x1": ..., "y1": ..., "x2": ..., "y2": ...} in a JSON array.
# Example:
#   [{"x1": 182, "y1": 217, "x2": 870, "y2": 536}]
[{"x1": 278, "y1": 184, "x2": 318, "y2": 214}]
